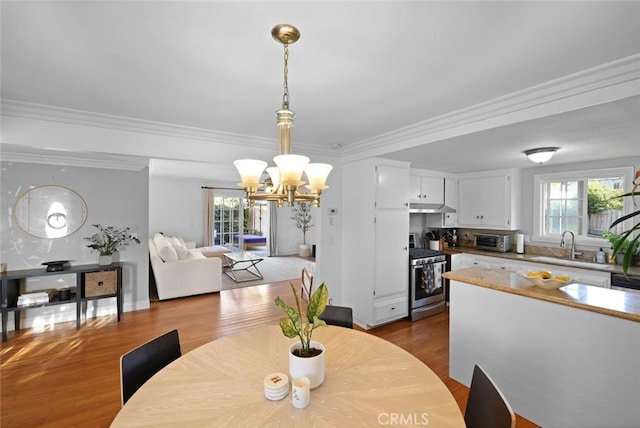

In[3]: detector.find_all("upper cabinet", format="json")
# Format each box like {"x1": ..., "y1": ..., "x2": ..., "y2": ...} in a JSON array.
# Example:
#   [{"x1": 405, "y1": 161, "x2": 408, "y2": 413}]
[
  {"x1": 443, "y1": 178, "x2": 458, "y2": 227},
  {"x1": 378, "y1": 165, "x2": 411, "y2": 209},
  {"x1": 409, "y1": 175, "x2": 444, "y2": 204},
  {"x1": 457, "y1": 169, "x2": 521, "y2": 230}
]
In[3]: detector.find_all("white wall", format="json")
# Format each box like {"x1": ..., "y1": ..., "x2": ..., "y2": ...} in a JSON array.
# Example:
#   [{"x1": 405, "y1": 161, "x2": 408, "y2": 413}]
[
  {"x1": 308, "y1": 165, "x2": 343, "y2": 305},
  {"x1": 149, "y1": 176, "x2": 208, "y2": 244},
  {"x1": 0, "y1": 161, "x2": 150, "y2": 329}
]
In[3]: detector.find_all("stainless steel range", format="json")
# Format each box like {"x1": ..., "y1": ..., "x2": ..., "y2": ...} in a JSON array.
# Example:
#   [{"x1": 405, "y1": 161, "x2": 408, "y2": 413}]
[{"x1": 409, "y1": 248, "x2": 447, "y2": 321}]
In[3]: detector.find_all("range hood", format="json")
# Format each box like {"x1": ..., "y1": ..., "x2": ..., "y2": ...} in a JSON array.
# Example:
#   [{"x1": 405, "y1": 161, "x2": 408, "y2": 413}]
[{"x1": 409, "y1": 202, "x2": 456, "y2": 214}]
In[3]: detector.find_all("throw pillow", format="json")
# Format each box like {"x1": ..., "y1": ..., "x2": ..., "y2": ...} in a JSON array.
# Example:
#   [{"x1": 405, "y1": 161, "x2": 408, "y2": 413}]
[
  {"x1": 166, "y1": 236, "x2": 189, "y2": 259},
  {"x1": 175, "y1": 236, "x2": 187, "y2": 248},
  {"x1": 157, "y1": 244, "x2": 178, "y2": 262},
  {"x1": 184, "y1": 250, "x2": 206, "y2": 260},
  {"x1": 153, "y1": 233, "x2": 167, "y2": 249}
]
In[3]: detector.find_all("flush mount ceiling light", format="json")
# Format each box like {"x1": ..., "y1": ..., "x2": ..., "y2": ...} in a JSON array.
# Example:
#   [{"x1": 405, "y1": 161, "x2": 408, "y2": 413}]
[
  {"x1": 233, "y1": 24, "x2": 333, "y2": 207},
  {"x1": 523, "y1": 147, "x2": 559, "y2": 164}
]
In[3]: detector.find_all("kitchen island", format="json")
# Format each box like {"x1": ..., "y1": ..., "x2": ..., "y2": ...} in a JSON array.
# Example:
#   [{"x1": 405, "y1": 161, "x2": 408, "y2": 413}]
[{"x1": 444, "y1": 267, "x2": 640, "y2": 428}]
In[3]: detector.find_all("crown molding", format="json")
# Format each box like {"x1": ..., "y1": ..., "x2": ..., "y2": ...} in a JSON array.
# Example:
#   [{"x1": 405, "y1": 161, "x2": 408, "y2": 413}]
[
  {"x1": 0, "y1": 100, "x2": 328, "y2": 157},
  {"x1": 2, "y1": 55, "x2": 638, "y2": 163},
  {"x1": 0, "y1": 145, "x2": 149, "y2": 171},
  {"x1": 342, "y1": 54, "x2": 640, "y2": 157}
]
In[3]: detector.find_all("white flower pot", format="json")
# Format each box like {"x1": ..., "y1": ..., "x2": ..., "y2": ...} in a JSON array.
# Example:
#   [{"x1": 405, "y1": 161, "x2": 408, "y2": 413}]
[
  {"x1": 289, "y1": 341, "x2": 325, "y2": 389},
  {"x1": 99, "y1": 255, "x2": 113, "y2": 266},
  {"x1": 299, "y1": 244, "x2": 310, "y2": 257}
]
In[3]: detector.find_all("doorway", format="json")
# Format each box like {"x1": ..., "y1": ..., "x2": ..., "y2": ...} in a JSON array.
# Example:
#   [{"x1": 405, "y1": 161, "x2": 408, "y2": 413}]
[{"x1": 213, "y1": 195, "x2": 269, "y2": 253}]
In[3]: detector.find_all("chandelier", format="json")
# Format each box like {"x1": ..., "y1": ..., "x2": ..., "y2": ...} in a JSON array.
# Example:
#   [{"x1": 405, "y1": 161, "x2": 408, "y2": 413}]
[{"x1": 233, "y1": 24, "x2": 333, "y2": 207}]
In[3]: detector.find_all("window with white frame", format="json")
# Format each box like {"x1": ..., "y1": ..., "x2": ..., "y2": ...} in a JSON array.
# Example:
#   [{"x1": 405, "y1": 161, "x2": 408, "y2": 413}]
[{"x1": 533, "y1": 167, "x2": 634, "y2": 244}]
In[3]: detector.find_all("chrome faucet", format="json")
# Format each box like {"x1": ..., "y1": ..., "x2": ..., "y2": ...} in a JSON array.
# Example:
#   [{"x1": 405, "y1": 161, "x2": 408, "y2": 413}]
[{"x1": 560, "y1": 230, "x2": 583, "y2": 259}]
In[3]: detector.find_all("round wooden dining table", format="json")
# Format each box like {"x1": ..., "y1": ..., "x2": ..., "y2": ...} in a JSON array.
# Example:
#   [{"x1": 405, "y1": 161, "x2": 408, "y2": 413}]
[{"x1": 111, "y1": 325, "x2": 465, "y2": 427}]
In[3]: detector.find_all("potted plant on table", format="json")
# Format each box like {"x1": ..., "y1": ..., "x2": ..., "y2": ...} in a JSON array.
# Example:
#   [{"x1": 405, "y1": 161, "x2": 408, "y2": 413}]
[
  {"x1": 291, "y1": 202, "x2": 313, "y2": 257},
  {"x1": 85, "y1": 224, "x2": 141, "y2": 265},
  {"x1": 275, "y1": 281, "x2": 328, "y2": 389}
]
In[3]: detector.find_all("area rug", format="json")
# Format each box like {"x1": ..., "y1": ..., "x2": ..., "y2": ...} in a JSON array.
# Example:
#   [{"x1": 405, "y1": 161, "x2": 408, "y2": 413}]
[{"x1": 221, "y1": 254, "x2": 315, "y2": 290}]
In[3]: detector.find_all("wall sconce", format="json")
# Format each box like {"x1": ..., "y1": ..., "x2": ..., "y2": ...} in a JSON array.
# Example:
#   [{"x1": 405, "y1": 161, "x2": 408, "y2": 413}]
[{"x1": 524, "y1": 147, "x2": 559, "y2": 164}]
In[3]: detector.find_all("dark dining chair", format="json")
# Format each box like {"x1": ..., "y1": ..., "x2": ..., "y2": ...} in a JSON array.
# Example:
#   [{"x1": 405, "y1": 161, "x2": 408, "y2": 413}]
[
  {"x1": 464, "y1": 364, "x2": 516, "y2": 428},
  {"x1": 319, "y1": 305, "x2": 353, "y2": 329},
  {"x1": 120, "y1": 329, "x2": 182, "y2": 405},
  {"x1": 301, "y1": 267, "x2": 353, "y2": 328}
]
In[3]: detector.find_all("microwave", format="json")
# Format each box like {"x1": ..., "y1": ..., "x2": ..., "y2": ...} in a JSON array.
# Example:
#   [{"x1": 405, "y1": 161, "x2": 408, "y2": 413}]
[{"x1": 474, "y1": 234, "x2": 513, "y2": 253}]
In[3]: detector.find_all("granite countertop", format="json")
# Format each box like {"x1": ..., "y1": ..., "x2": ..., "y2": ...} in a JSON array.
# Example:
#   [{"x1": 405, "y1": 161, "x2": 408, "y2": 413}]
[
  {"x1": 443, "y1": 267, "x2": 640, "y2": 323},
  {"x1": 441, "y1": 245, "x2": 640, "y2": 277}
]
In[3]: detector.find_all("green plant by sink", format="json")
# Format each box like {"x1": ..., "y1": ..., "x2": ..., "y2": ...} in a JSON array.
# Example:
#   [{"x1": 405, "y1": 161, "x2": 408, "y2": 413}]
[
  {"x1": 607, "y1": 170, "x2": 640, "y2": 273},
  {"x1": 602, "y1": 231, "x2": 639, "y2": 265}
]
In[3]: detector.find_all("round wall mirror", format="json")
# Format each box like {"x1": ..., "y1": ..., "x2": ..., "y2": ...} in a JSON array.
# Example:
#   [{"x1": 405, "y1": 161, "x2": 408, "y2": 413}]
[{"x1": 14, "y1": 185, "x2": 88, "y2": 239}]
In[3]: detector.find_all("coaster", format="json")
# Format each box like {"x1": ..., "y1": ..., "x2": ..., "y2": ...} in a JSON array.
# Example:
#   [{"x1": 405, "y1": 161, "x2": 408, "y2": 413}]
[{"x1": 264, "y1": 372, "x2": 289, "y2": 401}]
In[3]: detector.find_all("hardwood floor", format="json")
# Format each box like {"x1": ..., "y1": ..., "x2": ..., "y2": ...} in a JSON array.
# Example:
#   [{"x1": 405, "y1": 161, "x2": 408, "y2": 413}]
[{"x1": 1, "y1": 280, "x2": 538, "y2": 427}]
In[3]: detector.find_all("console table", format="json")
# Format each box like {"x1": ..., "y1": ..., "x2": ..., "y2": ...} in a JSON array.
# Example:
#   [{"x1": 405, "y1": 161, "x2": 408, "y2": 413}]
[{"x1": 1, "y1": 263, "x2": 122, "y2": 342}]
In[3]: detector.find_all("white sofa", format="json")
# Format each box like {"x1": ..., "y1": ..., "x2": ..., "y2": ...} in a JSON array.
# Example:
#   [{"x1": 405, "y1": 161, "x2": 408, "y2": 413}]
[{"x1": 149, "y1": 234, "x2": 222, "y2": 300}]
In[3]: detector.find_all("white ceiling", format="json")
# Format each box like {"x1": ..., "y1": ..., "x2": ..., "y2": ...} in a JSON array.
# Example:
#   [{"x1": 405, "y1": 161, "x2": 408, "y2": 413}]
[{"x1": 1, "y1": 1, "x2": 639, "y2": 178}]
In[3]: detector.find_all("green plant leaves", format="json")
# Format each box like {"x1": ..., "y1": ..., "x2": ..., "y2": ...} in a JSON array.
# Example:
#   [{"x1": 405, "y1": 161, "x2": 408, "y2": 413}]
[
  {"x1": 278, "y1": 317, "x2": 300, "y2": 338},
  {"x1": 307, "y1": 282, "x2": 328, "y2": 323},
  {"x1": 275, "y1": 281, "x2": 329, "y2": 354},
  {"x1": 84, "y1": 224, "x2": 140, "y2": 256}
]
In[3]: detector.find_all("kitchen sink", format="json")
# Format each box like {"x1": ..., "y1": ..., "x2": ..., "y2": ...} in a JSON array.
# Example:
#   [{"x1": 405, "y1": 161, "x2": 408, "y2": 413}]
[{"x1": 530, "y1": 256, "x2": 613, "y2": 271}]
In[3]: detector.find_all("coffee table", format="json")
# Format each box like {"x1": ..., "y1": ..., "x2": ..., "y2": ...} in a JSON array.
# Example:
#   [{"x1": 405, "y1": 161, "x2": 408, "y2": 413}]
[{"x1": 223, "y1": 251, "x2": 264, "y2": 282}]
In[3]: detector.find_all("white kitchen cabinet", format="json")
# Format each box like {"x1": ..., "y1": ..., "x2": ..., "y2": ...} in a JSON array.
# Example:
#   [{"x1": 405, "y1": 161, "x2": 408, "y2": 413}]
[
  {"x1": 457, "y1": 169, "x2": 521, "y2": 230},
  {"x1": 343, "y1": 158, "x2": 410, "y2": 328},
  {"x1": 374, "y1": 210, "x2": 410, "y2": 298},
  {"x1": 450, "y1": 253, "x2": 463, "y2": 271},
  {"x1": 458, "y1": 253, "x2": 506, "y2": 269},
  {"x1": 409, "y1": 175, "x2": 444, "y2": 204},
  {"x1": 443, "y1": 178, "x2": 458, "y2": 227},
  {"x1": 379, "y1": 165, "x2": 412, "y2": 209},
  {"x1": 374, "y1": 294, "x2": 408, "y2": 324}
]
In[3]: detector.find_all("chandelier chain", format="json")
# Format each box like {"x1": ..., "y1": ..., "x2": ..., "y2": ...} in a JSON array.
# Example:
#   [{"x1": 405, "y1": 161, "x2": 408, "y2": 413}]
[{"x1": 282, "y1": 43, "x2": 290, "y2": 110}]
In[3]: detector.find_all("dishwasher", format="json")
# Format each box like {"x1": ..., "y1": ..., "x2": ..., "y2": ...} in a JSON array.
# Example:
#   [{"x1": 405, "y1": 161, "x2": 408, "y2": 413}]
[{"x1": 611, "y1": 273, "x2": 640, "y2": 294}]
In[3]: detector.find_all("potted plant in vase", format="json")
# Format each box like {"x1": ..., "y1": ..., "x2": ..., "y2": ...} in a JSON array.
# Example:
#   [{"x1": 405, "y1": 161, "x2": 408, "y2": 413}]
[
  {"x1": 291, "y1": 202, "x2": 313, "y2": 257},
  {"x1": 85, "y1": 224, "x2": 141, "y2": 265},
  {"x1": 275, "y1": 281, "x2": 328, "y2": 389}
]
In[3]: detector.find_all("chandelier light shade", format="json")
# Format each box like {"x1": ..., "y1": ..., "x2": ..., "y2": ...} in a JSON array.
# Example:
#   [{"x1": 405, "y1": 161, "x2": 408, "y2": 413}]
[
  {"x1": 305, "y1": 163, "x2": 334, "y2": 192},
  {"x1": 523, "y1": 147, "x2": 559, "y2": 164},
  {"x1": 233, "y1": 24, "x2": 333, "y2": 207},
  {"x1": 233, "y1": 159, "x2": 268, "y2": 189},
  {"x1": 273, "y1": 154, "x2": 310, "y2": 186}
]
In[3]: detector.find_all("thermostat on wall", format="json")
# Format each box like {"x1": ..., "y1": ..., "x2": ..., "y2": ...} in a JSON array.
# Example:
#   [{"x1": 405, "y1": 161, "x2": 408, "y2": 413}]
[{"x1": 328, "y1": 208, "x2": 338, "y2": 215}]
